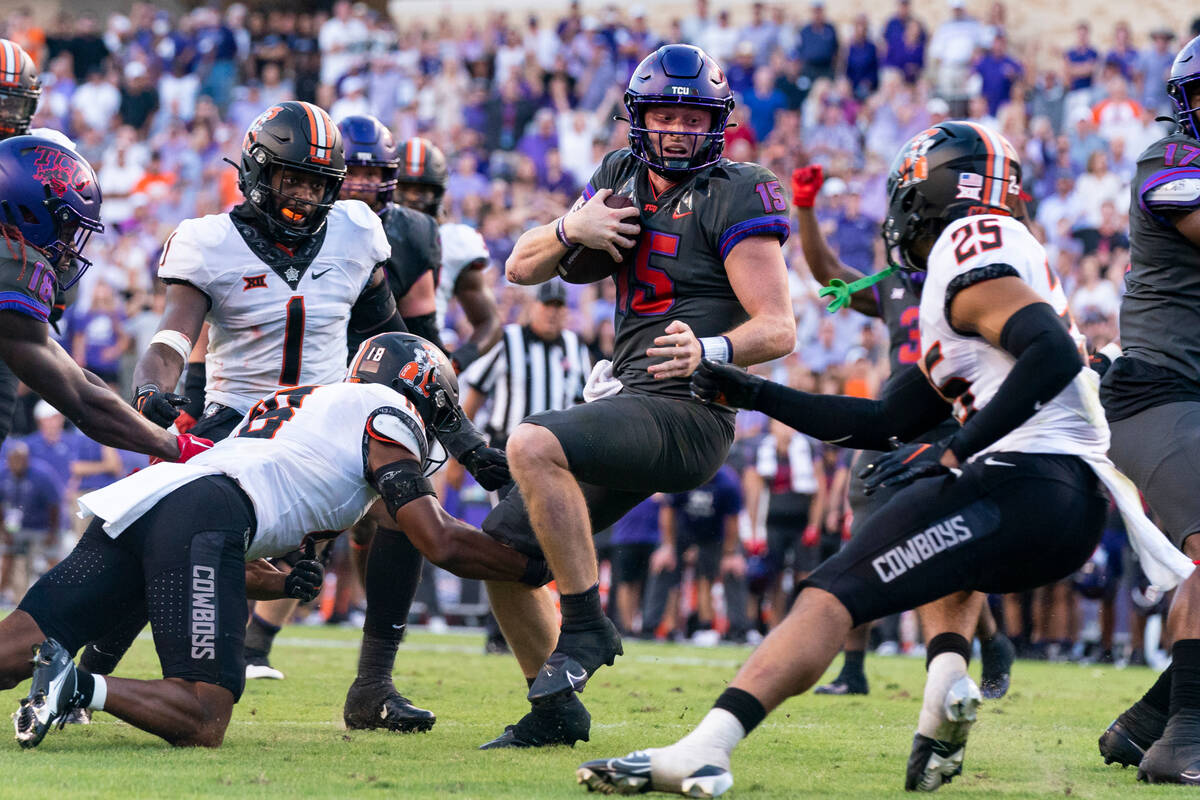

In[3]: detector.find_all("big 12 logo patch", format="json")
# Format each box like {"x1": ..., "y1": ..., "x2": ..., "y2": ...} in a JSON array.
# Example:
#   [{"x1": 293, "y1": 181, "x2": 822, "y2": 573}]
[{"x1": 32, "y1": 147, "x2": 91, "y2": 198}]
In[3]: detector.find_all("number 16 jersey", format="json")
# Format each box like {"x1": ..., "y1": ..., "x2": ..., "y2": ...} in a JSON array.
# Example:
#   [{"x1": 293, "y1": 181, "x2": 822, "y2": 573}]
[{"x1": 157, "y1": 199, "x2": 391, "y2": 415}]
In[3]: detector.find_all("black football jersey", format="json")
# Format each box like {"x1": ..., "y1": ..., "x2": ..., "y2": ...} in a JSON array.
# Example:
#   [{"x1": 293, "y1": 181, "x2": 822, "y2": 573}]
[
  {"x1": 870, "y1": 271, "x2": 924, "y2": 375},
  {"x1": 380, "y1": 202, "x2": 442, "y2": 301},
  {"x1": 582, "y1": 149, "x2": 790, "y2": 400},
  {"x1": 0, "y1": 250, "x2": 56, "y2": 323},
  {"x1": 1119, "y1": 131, "x2": 1200, "y2": 384}
]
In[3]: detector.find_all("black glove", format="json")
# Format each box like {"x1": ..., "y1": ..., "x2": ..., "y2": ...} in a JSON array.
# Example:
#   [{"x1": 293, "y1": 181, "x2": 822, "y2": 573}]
[
  {"x1": 689, "y1": 358, "x2": 764, "y2": 409},
  {"x1": 859, "y1": 439, "x2": 960, "y2": 496},
  {"x1": 283, "y1": 559, "x2": 325, "y2": 602},
  {"x1": 461, "y1": 444, "x2": 511, "y2": 491},
  {"x1": 521, "y1": 556, "x2": 553, "y2": 587},
  {"x1": 450, "y1": 341, "x2": 481, "y2": 373},
  {"x1": 134, "y1": 384, "x2": 190, "y2": 428}
]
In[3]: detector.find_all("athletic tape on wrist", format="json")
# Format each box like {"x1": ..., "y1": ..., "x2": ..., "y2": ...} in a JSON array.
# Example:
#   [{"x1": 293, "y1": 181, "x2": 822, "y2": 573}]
[
  {"x1": 699, "y1": 336, "x2": 732, "y2": 364},
  {"x1": 150, "y1": 329, "x2": 193, "y2": 362}
]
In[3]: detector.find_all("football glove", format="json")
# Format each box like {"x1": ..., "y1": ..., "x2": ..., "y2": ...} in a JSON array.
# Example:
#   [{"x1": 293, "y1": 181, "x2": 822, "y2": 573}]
[
  {"x1": 284, "y1": 559, "x2": 325, "y2": 602},
  {"x1": 791, "y1": 164, "x2": 825, "y2": 209},
  {"x1": 859, "y1": 440, "x2": 960, "y2": 496},
  {"x1": 461, "y1": 444, "x2": 511, "y2": 491},
  {"x1": 173, "y1": 433, "x2": 214, "y2": 463},
  {"x1": 450, "y1": 342, "x2": 482, "y2": 373},
  {"x1": 689, "y1": 358, "x2": 764, "y2": 409},
  {"x1": 134, "y1": 384, "x2": 190, "y2": 428}
]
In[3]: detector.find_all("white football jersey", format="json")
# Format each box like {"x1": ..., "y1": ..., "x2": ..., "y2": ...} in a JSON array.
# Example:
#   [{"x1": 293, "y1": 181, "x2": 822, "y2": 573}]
[
  {"x1": 158, "y1": 200, "x2": 390, "y2": 414},
  {"x1": 78, "y1": 382, "x2": 431, "y2": 561},
  {"x1": 436, "y1": 222, "x2": 490, "y2": 327},
  {"x1": 919, "y1": 214, "x2": 1109, "y2": 460}
]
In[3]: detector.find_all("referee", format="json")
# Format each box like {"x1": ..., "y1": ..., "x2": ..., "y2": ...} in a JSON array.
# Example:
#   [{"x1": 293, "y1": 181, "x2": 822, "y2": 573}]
[{"x1": 459, "y1": 280, "x2": 590, "y2": 449}]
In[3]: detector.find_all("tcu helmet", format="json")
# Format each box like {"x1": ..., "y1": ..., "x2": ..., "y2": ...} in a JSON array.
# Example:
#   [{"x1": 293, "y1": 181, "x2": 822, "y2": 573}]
[
  {"x1": 0, "y1": 135, "x2": 103, "y2": 288},
  {"x1": 1168, "y1": 34, "x2": 1200, "y2": 139},
  {"x1": 347, "y1": 332, "x2": 463, "y2": 441},
  {"x1": 237, "y1": 101, "x2": 346, "y2": 242},
  {"x1": 0, "y1": 39, "x2": 40, "y2": 139},
  {"x1": 884, "y1": 121, "x2": 1022, "y2": 272},
  {"x1": 624, "y1": 44, "x2": 735, "y2": 179},
  {"x1": 395, "y1": 137, "x2": 448, "y2": 217},
  {"x1": 337, "y1": 114, "x2": 399, "y2": 212}
]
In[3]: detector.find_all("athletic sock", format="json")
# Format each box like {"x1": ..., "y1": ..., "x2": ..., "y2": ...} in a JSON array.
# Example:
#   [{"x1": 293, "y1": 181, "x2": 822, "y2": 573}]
[
  {"x1": 1141, "y1": 664, "x2": 1173, "y2": 716},
  {"x1": 244, "y1": 613, "x2": 281, "y2": 661},
  {"x1": 560, "y1": 583, "x2": 604, "y2": 631},
  {"x1": 74, "y1": 669, "x2": 106, "y2": 711},
  {"x1": 362, "y1": 527, "x2": 423, "y2": 641},
  {"x1": 1170, "y1": 640, "x2": 1200, "y2": 717},
  {"x1": 842, "y1": 649, "x2": 865, "y2": 679},
  {"x1": 918, "y1": 633, "x2": 971, "y2": 741},
  {"x1": 355, "y1": 632, "x2": 400, "y2": 687},
  {"x1": 711, "y1": 687, "x2": 766, "y2": 735}
]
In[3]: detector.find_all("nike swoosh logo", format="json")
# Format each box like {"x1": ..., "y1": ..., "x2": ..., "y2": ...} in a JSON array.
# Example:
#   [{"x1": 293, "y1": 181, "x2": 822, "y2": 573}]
[
  {"x1": 566, "y1": 668, "x2": 588, "y2": 689},
  {"x1": 672, "y1": 210, "x2": 692, "y2": 219},
  {"x1": 1032, "y1": 400, "x2": 1044, "y2": 411},
  {"x1": 311, "y1": 268, "x2": 333, "y2": 279},
  {"x1": 983, "y1": 457, "x2": 1015, "y2": 467}
]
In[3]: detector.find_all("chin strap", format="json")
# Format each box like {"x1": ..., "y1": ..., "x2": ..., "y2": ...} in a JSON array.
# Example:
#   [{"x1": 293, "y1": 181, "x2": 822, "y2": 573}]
[{"x1": 818, "y1": 265, "x2": 898, "y2": 312}]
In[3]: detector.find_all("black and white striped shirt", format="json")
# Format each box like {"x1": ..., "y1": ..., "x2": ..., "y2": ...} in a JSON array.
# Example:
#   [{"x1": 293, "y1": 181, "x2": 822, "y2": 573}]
[{"x1": 461, "y1": 323, "x2": 591, "y2": 445}]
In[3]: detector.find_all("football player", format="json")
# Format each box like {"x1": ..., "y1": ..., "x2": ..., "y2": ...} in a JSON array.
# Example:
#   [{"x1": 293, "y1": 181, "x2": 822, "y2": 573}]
[
  {"x1": 577, "y1": 122, "x2": 1189, "y2": 796},
  {"x1": 479, "y1": 44, "x2": 795, "y2": 748},
  {"x1": 394, "y1": 136, "x2": 501, "y2": 373},
  {"x1": 791, "y1": 163, "x2": 1014, "y2": 699},
  {"x1": 1, "y1": 334, "x2": 550, "y2": 749},
  {"x1": 0, "y1": 134, "x2": 209, "y2": 463},
  {"x1": 1097, "y1": 34, "x2": 1200, "y2": 784}
]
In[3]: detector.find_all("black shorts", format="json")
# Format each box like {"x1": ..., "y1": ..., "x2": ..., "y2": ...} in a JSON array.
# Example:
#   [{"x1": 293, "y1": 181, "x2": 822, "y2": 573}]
[
  {"x1": 764, "y1": 492, "x2": 814, "y2": 573},
  {"x1": 612, "y1": 542, "x2": 657, "y2": 586},
  {"x1": 482, "y1": 392, "x2": 734, "y2": 559},
  {"x1": 801, "y1": 453, "x2": 1107, "y2": 627},
  {"x1": 19, "y1": 475, "x2": 256, "y2": 700},
  {"x1": 190, "y1": 403, "x2": 247, "y2": 442}
]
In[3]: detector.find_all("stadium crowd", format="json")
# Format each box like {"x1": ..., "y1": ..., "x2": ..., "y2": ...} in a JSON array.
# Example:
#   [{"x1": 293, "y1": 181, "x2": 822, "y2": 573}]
[{"x1": 0, "y1": 0, "x2": 1195, "y2": 667}]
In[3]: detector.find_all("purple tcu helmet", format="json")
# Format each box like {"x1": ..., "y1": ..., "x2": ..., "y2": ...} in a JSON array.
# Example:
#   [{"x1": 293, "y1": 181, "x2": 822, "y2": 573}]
[
  {"x1": 624, "y1": 44, "x2": 735, "y2": 179},
  {"x1": 1168, "y1": 34, "x2": 1200, "y2": 139},
  {"x1": 337, "y1": 114, "x2": 399, "y2": 212},
  {"x1": 0, "y1": 135, "x2": 103, "y2": 289}
]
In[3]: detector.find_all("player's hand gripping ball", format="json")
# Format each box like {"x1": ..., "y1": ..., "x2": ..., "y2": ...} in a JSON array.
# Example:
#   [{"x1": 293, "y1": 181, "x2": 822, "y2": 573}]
[{"x1": 556, "y1": 189, "x2": 641, "y2": 284}]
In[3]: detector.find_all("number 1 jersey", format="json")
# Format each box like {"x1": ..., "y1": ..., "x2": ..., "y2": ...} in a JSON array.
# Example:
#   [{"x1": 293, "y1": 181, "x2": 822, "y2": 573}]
[{"x1": 157, "y1": 200, "x2": 391, "y2": 414}]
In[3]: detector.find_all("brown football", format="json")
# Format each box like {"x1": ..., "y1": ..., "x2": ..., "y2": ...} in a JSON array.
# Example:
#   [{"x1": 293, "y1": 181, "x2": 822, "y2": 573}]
[{"x1": 555, "y1": 193, "x2": 640, "y2": 284}]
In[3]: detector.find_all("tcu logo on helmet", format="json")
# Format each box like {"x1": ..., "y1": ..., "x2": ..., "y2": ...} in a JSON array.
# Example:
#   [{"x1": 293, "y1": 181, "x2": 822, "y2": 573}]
[
  {"x1": 31, "y1": 147, "x2": 91, "y2": 197},
  {"x1": 398, "y1": 345, "x2": 439, "y2": 397}
]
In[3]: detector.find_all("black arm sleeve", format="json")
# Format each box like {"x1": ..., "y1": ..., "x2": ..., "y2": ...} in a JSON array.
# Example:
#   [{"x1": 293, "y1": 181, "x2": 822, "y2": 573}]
[
  {"x1": 402, "y1": 312, "x2": 446, "y2": 353},
  {"x1": 945, "y1": 302, "x2": 1082, "y2": 462},
  {"x1": 437, "y1": 414, "x2": 488, "y2": 460},
  {"x1": 348, "y1": 265, "x2": 406, "y2": 336},
  {"x1": 753, "y1": 365, "x2": 952, "y2": 450},
  {"x1": 181, "y1": 360, "x2": 206, "y2": 420}
]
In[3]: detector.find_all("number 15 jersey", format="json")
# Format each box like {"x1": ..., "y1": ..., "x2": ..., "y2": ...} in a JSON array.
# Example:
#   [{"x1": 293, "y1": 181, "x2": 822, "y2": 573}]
[
  {"x1": 919, "y1": 214, "x2": 1109, "y2": 460},
  {"x1": 157, "y1": 199, "x2": 391, "y2": 415}
]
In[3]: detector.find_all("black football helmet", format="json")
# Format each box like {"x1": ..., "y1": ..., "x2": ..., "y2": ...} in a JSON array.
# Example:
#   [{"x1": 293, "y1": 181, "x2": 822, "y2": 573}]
[
  {"x1": 0, "y1": 39, "x2": 41, "y2": 139},
  {"x1": 883, "y1": 121, "x2": 1022, "y2": 272},
  {"x1": 337, "y1": 114, "x2": 399, "y2": 213},
  {"x1": 1168, "y1": 34, "x2": 1200, "y2": 139},
  {"x1": 236, "y1": 101, "x2": 346, "y2": 243},
  {"x1": 395, "y1": 137, "x2": 447, "y2": 217},
  {"x1": 624, "y1": 44, "x2": 735, "y2": 180},
  {"x1": 347, "y1": 332, "x2": 463, "y2": 447}
]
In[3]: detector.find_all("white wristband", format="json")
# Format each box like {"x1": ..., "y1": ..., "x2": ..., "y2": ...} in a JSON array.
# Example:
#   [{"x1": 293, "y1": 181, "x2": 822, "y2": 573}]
[
  {"x1": 150, "y1": 329, "x2": 193, "y2": 362},
  {"x1": 89, "y1": 674, "x2": 107, "y2": 711},
  {"x1": 699, "y1": 336, "x2": 732, "y2": 364}
]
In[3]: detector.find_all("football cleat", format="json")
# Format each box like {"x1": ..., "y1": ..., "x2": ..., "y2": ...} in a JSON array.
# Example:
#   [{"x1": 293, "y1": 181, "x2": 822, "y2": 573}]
[
  {"x1": 59, "y1": 707, "x2": 92, "y2": 726},
  {"x1": 343, "y1": 679, "x2": 435, "y2": 733},
  {"x1": 1137, "y1": 709, "x2": 1200, "y2": 784},
  {"x1": 244, "y1": 655, "x2": 285, "y2": 680},
  {"x1": 814, "y1": 675, "x2": 869, "y2": 696},
  {"x1": 14, "y1": 639, "x2": 82, "y2": 749},
  {"x1": 528, "y1": 618, "x2": 623, "y2": 702},
  {"x1": 480, "y1": 693, "x2": 591, "y2": 749},
  {"x1": 1100, "y1": 700, "x2": 1167, "y2": 768},
  {"x1": 576, "y1": 750, "x2": 733, "y2": 798},
  {"x1": 905, "y1": 675, "x2": 981, "y2": 791},
  {"x1": 979, "y1": 634, "x2": 1016, "y2": 700}
]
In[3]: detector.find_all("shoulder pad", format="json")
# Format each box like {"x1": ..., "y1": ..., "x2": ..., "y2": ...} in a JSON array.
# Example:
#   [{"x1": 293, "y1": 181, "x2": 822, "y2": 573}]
[
  {"x1": 179, "y1": 213, "x2": 233, "y2": 250},
  {"x1": 338, "y1": 199, "x2": 382, "y2": 231},
  {"x1": 365, "y1": 405, "x2": 428, "y2": 463},
  {"x1": 1144, "y1": 178, "x2": 1200, "y2": 209}
]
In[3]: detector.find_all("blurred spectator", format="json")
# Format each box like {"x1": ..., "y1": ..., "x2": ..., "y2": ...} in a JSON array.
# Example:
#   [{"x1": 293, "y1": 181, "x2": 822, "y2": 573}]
[
  {"x1": 318, "y1": 1, "x2": 367, "y2": 87},
  {"x1": 23, "y1": 403, "x2": 83, "y2": 489},
  {"x1": 844, "y1": 15, "x2": 880, "y2": 99},
  {"x1": 1091, "y1": 75, "x2": 1144, "y2": 146},
  {"x1": 608, "y1": 496, "x2": 661, "y2": 637},
  {"x1": 1106, "y1": 22, "x2": 1139, "y2": 82},
  {"x1": 119, "y1": 61, "x2": 159, "y2": 134},
  {"x1": 71, "y1": 67, "x2": 121, "y2": 132},
  {"x1": 973, "y1": 34, "x2": 1023, "y2": 115},
  {"x1": 1069, "y1": 255, "x2": 1121, "y2": 322},
  {"x1": 69, "y1": 283, "x2": 131, "y2": 386},
  {"x1": 796, "y1": 2, "x2": 839, "y2": 84},
  {"x1": 1139, "y1": 29, "x2": 1177, "y2": 112},
  {"x1": 929, "y1": 0, "x2": 985, "y2": 106},
  {"x1": 743, "y1": 67, "x2": 788, "y2": 140},
  {"x1": 66, "y1": 14, "x2": 109, "y2": 83},
  {"x1": 0, "y1": 442, "x2": 61, "y2": 602},
  {"x1": 1065, "y1": 22, "x2": 1099, "y2": 96},
  {"x1": 801, "y1": 318, "x2": 848, "y2": 373}
]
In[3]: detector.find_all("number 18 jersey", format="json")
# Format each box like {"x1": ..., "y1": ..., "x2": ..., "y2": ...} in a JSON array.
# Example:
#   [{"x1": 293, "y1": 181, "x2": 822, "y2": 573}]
[{"x1": 919, "y1": 214, "x2": 1109, "y2": 460}]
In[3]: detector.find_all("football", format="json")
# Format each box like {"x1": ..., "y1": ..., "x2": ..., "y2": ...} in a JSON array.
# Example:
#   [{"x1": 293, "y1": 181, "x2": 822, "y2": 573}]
[{"x1": 555, "y1": 193, "x2": 639, "y2": 284}]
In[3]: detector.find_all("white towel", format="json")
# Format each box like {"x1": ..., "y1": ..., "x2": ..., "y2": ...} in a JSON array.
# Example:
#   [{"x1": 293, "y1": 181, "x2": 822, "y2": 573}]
[
  {"x1": 77, "y1": 463, "x2": 222, "y2": 538},
  {"x1": 583, "y1": 359, "x2": 623, "y2": 402}
]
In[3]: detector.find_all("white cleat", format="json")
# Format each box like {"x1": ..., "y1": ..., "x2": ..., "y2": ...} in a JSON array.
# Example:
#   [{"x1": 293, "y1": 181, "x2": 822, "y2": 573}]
[
  {"x1": 905, "y1": 676, "x2": 982, "y2": 791},
  {"x1": 577, "y1": 750, "x2": 733, "y2": 798},
  {"x1": 245, "y1": 662, "x2": 285, "y2": 680}
]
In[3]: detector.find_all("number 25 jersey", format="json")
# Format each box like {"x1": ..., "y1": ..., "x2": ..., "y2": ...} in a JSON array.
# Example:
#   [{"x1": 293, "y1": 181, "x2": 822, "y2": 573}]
[
  {"x1": 919, "y1": 214, "x2": 1109, "y2": 460},
  {"x1": 157, "y1": 200, "x2": 391, "y2": 415}
]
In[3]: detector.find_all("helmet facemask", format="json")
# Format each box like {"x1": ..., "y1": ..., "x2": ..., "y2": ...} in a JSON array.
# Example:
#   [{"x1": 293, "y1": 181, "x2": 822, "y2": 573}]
[
  {"x1": 625, "y1": 96, "x2": 732, "y2": 180},
  {"x1": 1168, "y1": 75, "x2": 1200, "y2": 139},
  {"x1": 0, "y1": 91, "x2": 36, "y2": 138},
  {"x1": 246, "y1": 158, "x2": 342, "y2": 242}
]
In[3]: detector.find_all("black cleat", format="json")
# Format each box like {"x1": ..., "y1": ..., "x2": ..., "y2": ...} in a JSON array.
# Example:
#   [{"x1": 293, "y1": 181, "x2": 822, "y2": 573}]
[
  {"x1": 905, "y1": 734, "x2": 965, "y2": 792},
  {"x1": 13, "y1": 639, "x2": 82, "y2": 749},
  {"x1": 343, "y1": 679, "x2": 435, "y2": 733},
  {"x1": 979, "y1": 634, "x2": 1016, "y2": 700},
  {"x1": 814, "y1": 675, "x2": 869, "y2": 696},
  {"x1": 1099, "y1": 700, "x2": 1167, "y2": 768},
  {"x1": 480, "y1": 693, "x2": 591, "y2": 749},
  {"x1": 528, "y1": 618, "x2": 623, "y2": 702},
  {"x1": 1138, "y1": 710, "x2": 1200, "y2": 784}
]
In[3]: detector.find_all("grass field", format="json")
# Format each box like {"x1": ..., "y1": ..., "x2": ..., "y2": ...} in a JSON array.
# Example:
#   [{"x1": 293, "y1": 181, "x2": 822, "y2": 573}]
[{"x1": 0, "y1": 625, "x2": 1187, "y2": 799}]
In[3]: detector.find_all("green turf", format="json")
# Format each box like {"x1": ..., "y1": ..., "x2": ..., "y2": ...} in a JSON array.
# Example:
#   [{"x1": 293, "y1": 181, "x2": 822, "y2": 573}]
[{"x1": 0, "y1": 626, "x2": 1185, "y2": 799}]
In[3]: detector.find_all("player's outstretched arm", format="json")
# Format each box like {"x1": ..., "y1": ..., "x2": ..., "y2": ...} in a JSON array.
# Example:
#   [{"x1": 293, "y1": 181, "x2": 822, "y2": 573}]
[
  {"x1": 506, "y1": 188, "x2": 641, "y2": 284},
  {"x1": 450, "y1": 264, "x2": 502, "y2": 369},
  {"x1": 131, "y1": 283, "x2": 209, "y2": 427},
  {"x1": 0, "y1": 311, "x2": 179, "y2": 460}
]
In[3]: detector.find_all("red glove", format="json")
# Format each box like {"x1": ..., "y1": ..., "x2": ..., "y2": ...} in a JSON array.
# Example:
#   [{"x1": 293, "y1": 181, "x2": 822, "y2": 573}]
[
  {"x1": 166, "y1": 433, "x2": 214, "y2": 464},
  {"x1": 174, "y1": 410, "x2": 198, "y2": 435},
  {"x1": 842, "y1": 513, "x2": 854, "y2": 542},
  {"x1": 791, "y1": 164, "x2": 825, "y2": 209},
  {"x1": 801, "y1": 524, "x2": 819, "y2": 548}
]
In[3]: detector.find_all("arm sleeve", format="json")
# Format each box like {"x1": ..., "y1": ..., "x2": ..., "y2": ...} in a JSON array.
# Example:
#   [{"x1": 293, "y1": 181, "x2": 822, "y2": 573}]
[
  {"x1": 348, "y1": 265, "x2": 404, "y2": 335},
  {"x1": 752, "y1": 364, "x2": 953, "y2": 450},
  {"x1": 402, "y1": 312, "x2": 445, "y2": 352}
]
